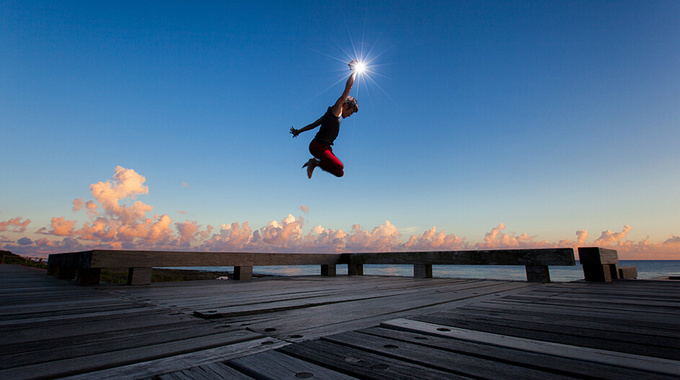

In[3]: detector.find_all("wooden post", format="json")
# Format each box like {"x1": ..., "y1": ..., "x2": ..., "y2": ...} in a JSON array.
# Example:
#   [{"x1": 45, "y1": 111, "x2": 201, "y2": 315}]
[
  {"x1": 321, "y1": 264, "x2": 336, "y2": 276},
  {"x1": 127, "y1": 267, "x2": 153, "y2": 285},
  {"x1": 525, "y1": 265, "x2": 550, "y2": 283},
  {"x1": 348, "y1": 263, "x2": 364, "y2": 276},
  {"x1": 76, "y1": 268, "x2": 102, "y2": 285},
  {"x1": 234, "y1": 266, "x2": 253, "y2": 281},
  {"x1": 578, "y1": 247, "x2": 619, "y2": 282},
  {"x1": 414, "y1": 264, "x2": 432, "y2": 278}
]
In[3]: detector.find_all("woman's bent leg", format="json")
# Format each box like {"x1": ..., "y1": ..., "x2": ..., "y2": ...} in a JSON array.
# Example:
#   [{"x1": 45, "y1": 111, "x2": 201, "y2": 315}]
[{"x1": 309, "y1": 141, "x2": 344, "y2": 177}]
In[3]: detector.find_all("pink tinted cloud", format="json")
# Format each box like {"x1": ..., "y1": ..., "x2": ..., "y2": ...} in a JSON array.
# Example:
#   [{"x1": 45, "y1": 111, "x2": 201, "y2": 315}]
[
  {"x1": 0, "y1": 217, "x2": 31, "y2": 233},
  {"x1": 345, "y1": 221, "x2": 402, "y2": 252},
  {"x1": 257, "y1": 215, "x2": 304, "y2": 247},
  {"x1": 476, "y1": 223, "x2": 550, "y2": 249},
  {"x1": 300, "y1": 225, "x2": 347, "y2": 252},
  {"x1": 200, "y1": 222, "x2": 253, "y2": 251},
  {"x1": 47, "y1": 217, "x2": 77, "y2": 236},
  {"x1": 73, "y1": 198, "x2": 84, "y2": 212},
  {"x1": 90, "y1": 166, "x2": 151, "y2": 223},
  {"x1": 175, "y1": 220, "x2": 201, "y2": 247},
  {"x1": 559, "y1": 229, "x2": 588, "y2": 248},
  {"x1": 592, "y1": 225, "x2": 632, "y2": 246},
  {"x1": 403, "y1": 226, "x2": 468, "y2": 250}
]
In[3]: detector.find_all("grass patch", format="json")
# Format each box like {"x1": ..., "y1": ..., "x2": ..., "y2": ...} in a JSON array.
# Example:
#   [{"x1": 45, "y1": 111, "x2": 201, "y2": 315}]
[{"x1": 1, "y1": 251, "x2": 48, "y2": 269}]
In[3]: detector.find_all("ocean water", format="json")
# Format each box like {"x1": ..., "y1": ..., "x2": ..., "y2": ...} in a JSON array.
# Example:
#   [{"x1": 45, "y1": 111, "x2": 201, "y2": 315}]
[{"x1": 176, "y1": 260, "x2": 680, "y2": 282}]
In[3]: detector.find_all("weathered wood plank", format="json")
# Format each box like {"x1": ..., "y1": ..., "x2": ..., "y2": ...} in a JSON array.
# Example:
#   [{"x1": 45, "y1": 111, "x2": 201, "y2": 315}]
[
  {"x1": 196, "y1": 361, "x2": 256, "y2": 380},
  {"x1": 381, "y1": 318, "x2": 680, "y2": 377},
  {"x1": 500, "y1": 293, "x2": 680, "y2": 311},
  {"x1": 61, "y1": 337, "x2": 287, "y2": 380},
  {"x1": 450, "y1": 305, "x2": 680, "y2": 339},
  {"x1": 322, "y1": 330, "x2": 574, "y2": 380},
  {"x1": 494, "y1": 294, "x2": 680, "y2": 317},
  {"x1": 465, "y1": 299, "x2": 680, "y2": 328},
  {"x1": 415, "y1": 310, "x2": 680, "y2": 351},
  {"x1": 0, "y1": 329, "x2": 263, "y2": 380},
  {"x1": 159, "y1": 361, "x2": 255, "y2": 380},
  {"x1": 1, "y1": 308, "x2": 184, "y2": 336},
  {"x1": 412, "y1": 312, "x2": 680, "y2": 361},
  {"x1": 360, "y1": 326, "x2": 667, "y2": 380},
  {"x1": 0, "y1": 299, "x2": 144, "y2": 318},
  {"x1": 277, "y1": 339, "x2": 464, "y2": 380},
  {"x1": 229, "y1": 350, "x2": 357, "y2": 379},
  {"x1": 1, "y1": 322, "x2": 244, "y2": 369}
]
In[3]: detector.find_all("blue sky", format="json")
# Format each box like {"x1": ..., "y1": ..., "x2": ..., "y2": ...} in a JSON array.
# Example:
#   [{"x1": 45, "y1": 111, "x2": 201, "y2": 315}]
[{"x1": 2, "y1": 1, "x2": 679, "y2": 258}]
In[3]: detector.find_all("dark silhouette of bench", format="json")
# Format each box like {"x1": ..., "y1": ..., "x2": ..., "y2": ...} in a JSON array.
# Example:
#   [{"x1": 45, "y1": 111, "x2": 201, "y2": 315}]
[{"x1": 47, "y1": 248, "x2": 586, "y2": 285}]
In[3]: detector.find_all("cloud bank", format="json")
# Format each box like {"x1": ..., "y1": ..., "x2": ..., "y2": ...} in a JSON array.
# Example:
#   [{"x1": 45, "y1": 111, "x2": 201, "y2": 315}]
[{"x1": 2, "y1": 166, "x2": 678, "y2": 259}]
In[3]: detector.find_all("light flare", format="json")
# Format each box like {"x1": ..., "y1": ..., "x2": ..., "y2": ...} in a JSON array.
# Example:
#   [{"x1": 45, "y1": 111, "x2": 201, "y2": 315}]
[{"x1": 352, "y1": 60, "x2": 367, "y2": 75}]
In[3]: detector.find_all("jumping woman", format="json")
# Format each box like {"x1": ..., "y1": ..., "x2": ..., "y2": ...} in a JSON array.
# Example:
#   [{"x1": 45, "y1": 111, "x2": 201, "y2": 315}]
[{"x1": 290, "y1": 60, "x2": 359, "y2": 179}]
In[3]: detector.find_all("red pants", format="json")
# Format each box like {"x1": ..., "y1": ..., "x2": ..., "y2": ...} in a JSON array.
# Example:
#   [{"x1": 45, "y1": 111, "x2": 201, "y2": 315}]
[{"x1": 309, "y1": 140, "x2": 344, "y2": 177}]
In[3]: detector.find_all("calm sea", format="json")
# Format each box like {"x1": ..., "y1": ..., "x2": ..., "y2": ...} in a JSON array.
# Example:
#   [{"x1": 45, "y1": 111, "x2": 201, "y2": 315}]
[{"x1": 179, "y1": 260, "x2": 680, "y2": 282}]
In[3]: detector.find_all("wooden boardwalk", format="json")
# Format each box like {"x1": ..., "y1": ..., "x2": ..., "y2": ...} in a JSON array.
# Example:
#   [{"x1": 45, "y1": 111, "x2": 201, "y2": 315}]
[{"x1": 1, "y1": 264, "x2": 679, "y2": 379}]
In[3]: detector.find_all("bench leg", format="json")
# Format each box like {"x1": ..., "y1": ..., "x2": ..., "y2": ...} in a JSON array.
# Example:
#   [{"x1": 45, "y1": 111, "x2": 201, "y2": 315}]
[
  {"x1": 47, "y1": 264, "x2": 59, "y2": 276},
  {"x1": 76, "y1": 268, "x2": 101, "y2": 285},
  {"x1": 414, "y1": 264, "x2": 432, "y2": 278},
  {"x1": 127, "y1": 267, "x2": 152, "y2": 285},
  {"x1": 348, "y1": 264, "x2": 364, "y2": 276},
  {"x1": 56, "y1": 266, "x2": 77, "y2": 280},
  {"x1": 583, "y1": 264, "x2": 619, "y2": 282},
  {"x1": 525, "y1": 265, "x2": 550, "y2": 283},
  {"x1": 618, "y1": 266, "x2": 638, "y2": 279},
  {"x1": 321, "y1": 264, "x2": 336, "y2": 277},
  {"x1": 234, "y1": 266, "x2": 253, "y2": 281}
]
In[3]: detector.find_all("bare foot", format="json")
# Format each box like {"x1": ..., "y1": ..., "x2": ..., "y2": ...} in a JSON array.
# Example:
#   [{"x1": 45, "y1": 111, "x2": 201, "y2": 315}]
[{"x1": 302, "y1": 158, "x2": 318, "y2": 179}]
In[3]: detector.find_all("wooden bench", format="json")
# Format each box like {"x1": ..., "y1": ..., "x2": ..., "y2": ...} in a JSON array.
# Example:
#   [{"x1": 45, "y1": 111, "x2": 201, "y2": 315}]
[
  {"x1": 578, "y1": 247, "x2": 637, "y2": 282},
  {"x1": 48, "y1": 248, "x2": 576, "y2": 285},
  {"x1": 47, "y1": 250, "x2": 349, "y2": 285}
]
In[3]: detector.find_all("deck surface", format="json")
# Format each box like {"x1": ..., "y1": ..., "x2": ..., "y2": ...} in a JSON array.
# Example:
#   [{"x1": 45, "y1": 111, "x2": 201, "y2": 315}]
[{"x1": 1, "y1": 264, "x2": 678, "y2": 379}]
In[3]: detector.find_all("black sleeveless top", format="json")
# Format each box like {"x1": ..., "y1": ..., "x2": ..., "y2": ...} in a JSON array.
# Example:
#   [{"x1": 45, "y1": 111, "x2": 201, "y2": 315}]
[{"x1": 313, "y1": 107, "x2": 342, "y2": 146}]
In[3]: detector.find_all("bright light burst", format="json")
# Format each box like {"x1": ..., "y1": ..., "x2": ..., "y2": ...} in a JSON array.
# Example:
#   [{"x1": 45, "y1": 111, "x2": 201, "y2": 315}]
[
  {"x1": 352, "y1": 60, "x2": 367, "y2": 75},
  {"x1": 307, "y1": 30, "x2": 393, "y2": 104}
]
